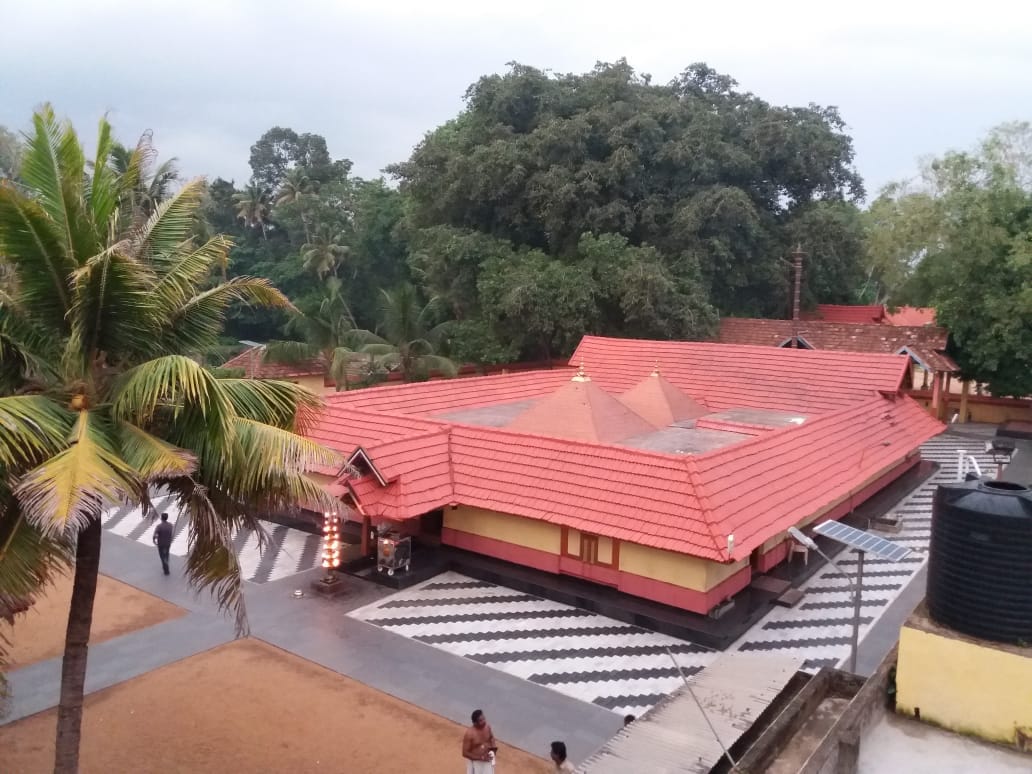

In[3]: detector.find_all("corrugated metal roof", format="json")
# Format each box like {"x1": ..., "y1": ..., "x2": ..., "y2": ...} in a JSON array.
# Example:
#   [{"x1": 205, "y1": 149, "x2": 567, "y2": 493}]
[{"x1": 576, "y1": 653, "x2": 801, "y2": 774}]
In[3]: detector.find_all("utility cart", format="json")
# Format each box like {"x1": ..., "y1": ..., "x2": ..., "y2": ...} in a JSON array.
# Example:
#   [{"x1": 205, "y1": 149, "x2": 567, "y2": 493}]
[{"x1": 376, "y1": 530, "x2": 412, "y2": 577}]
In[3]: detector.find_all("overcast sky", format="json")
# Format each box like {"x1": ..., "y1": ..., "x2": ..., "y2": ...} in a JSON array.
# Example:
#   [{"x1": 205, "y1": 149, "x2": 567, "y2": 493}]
[{"x1": 3, "y1": 0, "x2": 1030, "y2": 199}]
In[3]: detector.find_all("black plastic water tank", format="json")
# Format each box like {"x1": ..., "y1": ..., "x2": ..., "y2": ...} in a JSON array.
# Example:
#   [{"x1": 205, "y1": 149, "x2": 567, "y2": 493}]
[{"x1": 927, "y1": 479, "x2": 1032, "y2": 644}]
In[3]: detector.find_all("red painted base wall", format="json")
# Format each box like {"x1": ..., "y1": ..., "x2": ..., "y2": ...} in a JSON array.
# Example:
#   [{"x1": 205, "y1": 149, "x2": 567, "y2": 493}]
[
  {"x1": 442, "y1": 527, "x2": 745, "y2": 614},
  {"x1": 442, "y1": 527, "x2": 559, "y2": 574}
]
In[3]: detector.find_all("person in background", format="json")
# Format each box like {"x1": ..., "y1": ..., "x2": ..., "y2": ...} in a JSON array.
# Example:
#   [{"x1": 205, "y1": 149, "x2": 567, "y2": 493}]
[
  {"x1": 462, "y1": 708, "x2": 497, "y2": 772},
  {"x1": 152, "y1": 512, "x2": 174, "y2": 575},
  {"x1": 623, "y1": 714, "x2": 636, "y2": 726},
  {"x1": 550, "y1": 741, "x2": 574, "y2": 773}
]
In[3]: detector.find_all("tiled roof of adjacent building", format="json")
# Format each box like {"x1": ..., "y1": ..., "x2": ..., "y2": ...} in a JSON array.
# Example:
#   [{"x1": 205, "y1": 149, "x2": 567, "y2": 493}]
[
  {"x1": 803, "y1": 304, "x2": 886, "y2": 323},
  {"x1": 884, "y1": 306, "x2": 937, "y2": 326},
  {"x1": 306, "y1": 336, "x2": 944, "y2": 562},
  {"x1": 716, "y1": 318, "x2": 959, "y2": 373},
  {"x1": 222, "y1": 345, "x2": 328, "y2": 380}
]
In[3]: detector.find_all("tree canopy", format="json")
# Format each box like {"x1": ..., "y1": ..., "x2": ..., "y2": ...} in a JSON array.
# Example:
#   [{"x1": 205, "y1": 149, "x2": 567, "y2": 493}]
[
  {"x1": 866, "y1": 122, "x2": 1032, "y2": 396},
  {"x1": 387, "y1": 60, "x2": 867, "y2": 359}
]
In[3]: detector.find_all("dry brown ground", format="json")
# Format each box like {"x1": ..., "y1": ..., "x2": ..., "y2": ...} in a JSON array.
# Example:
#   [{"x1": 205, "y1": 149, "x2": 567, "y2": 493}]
[
  {"x1": 0, "y1": 638, "x2": 553, "y2": 774},
  {"x1": 1, "y1": 572, "x2": 185, "y2": 668}
]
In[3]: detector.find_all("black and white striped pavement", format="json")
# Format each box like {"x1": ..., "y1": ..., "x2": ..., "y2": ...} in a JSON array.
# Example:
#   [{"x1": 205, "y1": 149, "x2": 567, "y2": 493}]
[
  {"x1": 101, "y1": 493, "x2": 323, "y2": 584},
  {"x1": 348, "y1": 433, "x2": 998, "y2": 716},
  {"x1": 348, "y1": 572, "x2": 718, "y2": 717},
  {"x1": 726, "y1": 433, "x2": 996, "y2": 668}
]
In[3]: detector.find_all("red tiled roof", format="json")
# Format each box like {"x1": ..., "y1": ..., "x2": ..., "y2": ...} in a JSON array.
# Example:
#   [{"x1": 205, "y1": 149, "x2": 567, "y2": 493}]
[
  {"x1": 692, "y1": 395, "x2": 944, "y2": 553},
  {"x1": 506, "y1": 373, "x2": 656, "y2": 443},
  {"x1": 569, "y1": 336, "x2": 912, "y2": 413},
  {"x1": 716, "y1": 319, "x2": 958, "y2": 373},
  {"x1": 884, "y1": 306, "x2": 936, "y2": 326},
  {"x1": 313, "y1": 391, "x2": 943, "y2": 560},
  {"x1": 222, "y1": 346, "x2": 328, "y2": 380},
  {"x1": 804, "y1": 304, "x2": 886, "y2": 323},
  {"x1": 618, "y1": 372, "x2": 708, "y2": 427}
]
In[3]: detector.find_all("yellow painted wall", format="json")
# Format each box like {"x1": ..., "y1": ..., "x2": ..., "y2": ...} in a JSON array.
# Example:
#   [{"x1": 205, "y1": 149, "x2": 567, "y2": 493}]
[
  {"x1": 596, "y1": 536, "x2": 613, "y2": 564},
  {"x1": 293, "y1": 374, "x2": 331, "y2": 394},
  {"x1": 444, "y1": 505, "x2": 561, "y2": 554},
  {"x1": 567, "y1": 529, "x2": 581, "y2": 556},
  {"x1": 897, "y1": 623, "x2": 1032, "y2": 745},
  {"x1": 619, "y1": 541, "x2": 746, "y2": 591}
]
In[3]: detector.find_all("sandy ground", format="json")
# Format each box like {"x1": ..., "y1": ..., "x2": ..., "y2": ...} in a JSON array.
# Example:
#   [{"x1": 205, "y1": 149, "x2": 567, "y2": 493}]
[
  {"x1": 0, "y1": 638, "x2": 553, "y2": 774},
  {"x1": 1, "y1": 572, "x2": 185, "y2": 668}
]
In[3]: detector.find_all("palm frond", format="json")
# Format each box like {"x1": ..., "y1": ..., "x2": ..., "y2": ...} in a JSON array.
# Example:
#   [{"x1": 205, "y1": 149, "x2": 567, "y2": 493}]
[
  {"x1": 18, "y1": 105, "x2": 92, "y2": 265},
  {"x1": 130, "y1": 178, "x2": 205, "y2": 265},
  {"x1": 214, "y1": 378, "x2": 325, "y2": 433},
  {"x1": 417, "y1": 353, "x2": 459, "y2": 377},
  {"x1": 227, "y1": 418, "x2": 341, "y2": 485},
  {"x1": 117, "y1": 422, "x2": 196, "y2": 481},
  {"x1": 0, "y1": 301, "x2": 60, "y2": 390},
  {"x1": 66, "y1": 243, "x2": 158, "y2": 368},
  {"x1": 151, "y1": 235, "x2": 232, "y2": 314},
  {"x1": 160, "y1": 277, "x2": 293, "y2": 354},
  {"x1": 0, "y1": 486, "x2": 73, "y2": 691},
  {"x1": 0, "y1": 395, "x2": 74, "y2": 469},
  {"x1": 356, "y1": 342, "x2": 396, "y2": 357},
  {"x1": 0, "y1": 183, "x2": 73, "y2": 326},
  {"x1": 262, "y1": 339, "x2": 320, "y2": 365},
  {"x1": 111, "y1": 355, "x2": 236, "y2": 444},
  {"x1": 14, "y1": 411, "x2": 141, "y2": 537},
  {"x1": 87, "y1": 116, "x2": 119, "y2": 230},
  {"x1": 163, "y1": 481, "x2": 248, "y2": 635}
]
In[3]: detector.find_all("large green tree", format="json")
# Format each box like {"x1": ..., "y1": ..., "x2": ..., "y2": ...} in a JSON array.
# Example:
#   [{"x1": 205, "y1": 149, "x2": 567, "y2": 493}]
[
  {"x1": 0, "y1": 107, "x2": 339, "y2": 771},
  {"x1": 870, "y1": 124, "x2": 1032, "y2": 396},
  {"x1": 390, "y1": 59, "x2": 865, "y2": 343}
]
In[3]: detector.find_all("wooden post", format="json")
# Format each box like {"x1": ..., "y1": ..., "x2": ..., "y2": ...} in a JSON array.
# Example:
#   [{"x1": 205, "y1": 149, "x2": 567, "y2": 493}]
[
  {"x1": 959, "y1": 379, "x2": 971, "y2": 423},
  {"x1": 361, "y1": 513, "x2": 371, "y2": 557},
  {"x1": 930, "y1": 371, "x2": 943, "y2": 418}
]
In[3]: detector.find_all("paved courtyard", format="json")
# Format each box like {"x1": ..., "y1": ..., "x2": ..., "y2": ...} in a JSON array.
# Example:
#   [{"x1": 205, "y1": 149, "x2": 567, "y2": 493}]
[
  {"x1": 349, "y1": 434, "x2": 997, "y2": 716},
  {"x1": 101, "y1": 493, "x2": 322, "y2": 584},
  {"x1": 349, "y1": 571, "x2": 717, "y2": 717}
]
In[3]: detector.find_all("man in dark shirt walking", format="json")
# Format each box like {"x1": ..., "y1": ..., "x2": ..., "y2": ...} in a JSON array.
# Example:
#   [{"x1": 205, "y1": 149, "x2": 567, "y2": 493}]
[{"x1": 152, "y1": 512, "x2": 174, "y2": 575}]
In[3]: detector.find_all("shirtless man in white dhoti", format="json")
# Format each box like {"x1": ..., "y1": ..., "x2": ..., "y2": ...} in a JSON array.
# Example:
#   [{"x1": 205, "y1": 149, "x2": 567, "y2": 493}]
[{"x1": 462, "y1": 708, "x2": 497, "y2": 773}]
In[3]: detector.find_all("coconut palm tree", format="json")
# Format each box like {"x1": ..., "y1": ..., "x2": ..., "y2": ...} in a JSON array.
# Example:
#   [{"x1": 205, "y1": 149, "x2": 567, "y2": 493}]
[
  {"x1": 0, "y1": 106, "x2": 340, "y2": 772},
  {"x1": 233, "y1": 183, "x2": 271, "y2": 239},
  {"x1": 107, "y1": 131, "x2": 179, "y2": 218},
  {"x1": 300, "y1": 224, "x2": 350, "y2": 279},
  {"x1": 264, "y1": 277, "x2": 377, "y2": 390},
  {"x1": 275, "y1": 167, "x2": 313, "y2": 243},
  {"x1": 362, "y1": 283, "x2": 457, "y2": 381}
]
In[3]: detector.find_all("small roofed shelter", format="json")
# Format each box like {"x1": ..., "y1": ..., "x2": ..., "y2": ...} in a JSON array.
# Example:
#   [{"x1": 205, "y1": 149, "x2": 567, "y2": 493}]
[
  {"x1": 717, "y1": 318, "x2": 960, "y2": 420},
  {"x1": 303, "y1": 336, "x2": 945, "y2": 616}
]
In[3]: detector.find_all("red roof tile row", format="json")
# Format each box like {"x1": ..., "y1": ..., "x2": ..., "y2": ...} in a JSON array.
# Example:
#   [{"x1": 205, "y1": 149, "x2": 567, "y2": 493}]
[{"x1": 804, "y1": 304, "x2": 887, "y2": 324}]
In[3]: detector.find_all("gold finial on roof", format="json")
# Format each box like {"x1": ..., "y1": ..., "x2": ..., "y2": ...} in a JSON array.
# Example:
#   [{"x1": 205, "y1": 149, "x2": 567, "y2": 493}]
[
  {"x1": 650, "y1": 361, "x2": 661, "y2": 377},
  {"x1": 571, "y1": 362, "x2": 591, "y2": 382}
]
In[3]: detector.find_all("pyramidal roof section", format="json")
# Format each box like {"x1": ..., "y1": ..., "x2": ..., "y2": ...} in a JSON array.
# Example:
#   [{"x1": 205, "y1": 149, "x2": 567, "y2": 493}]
[
  {"x1": 619, "y1": 367, "x2": 709, "y2": 427},
  {"x1": 506, "y1": 365, "x2": 656, "y2": 443}
]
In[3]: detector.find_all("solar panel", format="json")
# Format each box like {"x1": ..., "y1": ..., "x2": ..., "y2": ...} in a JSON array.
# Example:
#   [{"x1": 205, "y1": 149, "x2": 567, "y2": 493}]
[{"x1": 811, "y1": 520, "x2": 913, "y2": 562}]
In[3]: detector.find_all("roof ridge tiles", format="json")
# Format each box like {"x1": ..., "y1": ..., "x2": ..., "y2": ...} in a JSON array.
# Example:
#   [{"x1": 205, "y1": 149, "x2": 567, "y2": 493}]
[{"x1": 682, "y1": 455, "x2": 727, "y2": 562}]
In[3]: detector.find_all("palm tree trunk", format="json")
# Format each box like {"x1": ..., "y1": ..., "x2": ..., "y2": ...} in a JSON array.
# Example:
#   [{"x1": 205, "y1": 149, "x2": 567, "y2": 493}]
[{"x1": 53, "y1": 517, "x2": 102, "y2": 774}]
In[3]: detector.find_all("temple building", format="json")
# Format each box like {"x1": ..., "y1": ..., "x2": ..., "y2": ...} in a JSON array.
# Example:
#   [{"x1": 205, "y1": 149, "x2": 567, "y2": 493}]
[{"x1": 303, "y1": 335, "x2": 943, "y2": 615}]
